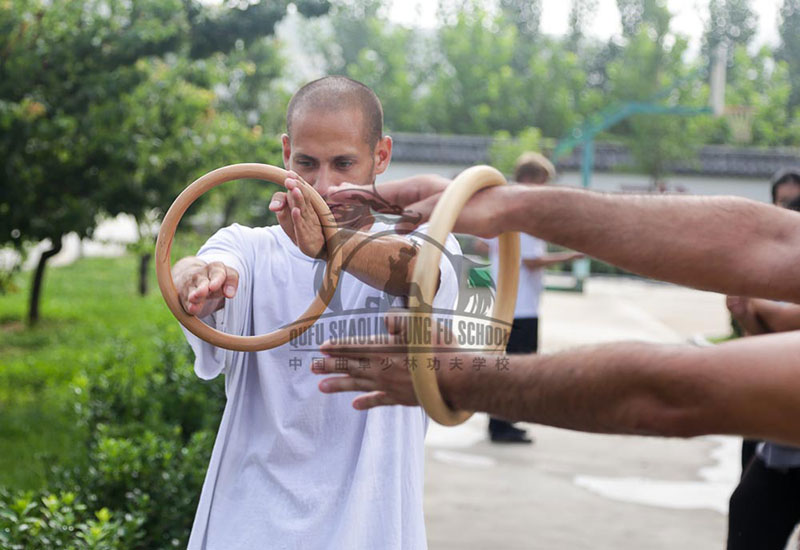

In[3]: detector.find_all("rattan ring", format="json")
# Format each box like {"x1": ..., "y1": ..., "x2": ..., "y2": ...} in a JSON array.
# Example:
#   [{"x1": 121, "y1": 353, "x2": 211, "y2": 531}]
[
  {"x1": 155, "y1": 163, "x2": 342, "y2": 352},
  {"x1": 408, "y1": 165, "x2": 520, "y2": 426}
]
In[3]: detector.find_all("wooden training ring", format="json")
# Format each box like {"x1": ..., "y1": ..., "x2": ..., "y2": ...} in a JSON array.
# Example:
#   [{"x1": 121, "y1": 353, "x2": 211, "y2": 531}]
[
  {"x1": 155, "y1": 163, "x2": 342, "y2": 352},
  {"x1": 408, "y1": 165, "x2": 520, "y2": 426}
]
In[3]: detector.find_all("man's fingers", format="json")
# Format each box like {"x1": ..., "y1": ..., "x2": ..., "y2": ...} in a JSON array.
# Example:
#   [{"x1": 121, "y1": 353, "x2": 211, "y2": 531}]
[
  {"x1": 187, "y1": 276, "x2": 209, "y2": 303},
  {"x1": 352, "y1": 391, "x2": 398, "y2": 410},
  {"x1": 291, "y1": 185, "x2": 306, "y2": 209},
  {"x1": 312, "y1": 355, "x2": 372, "y2": 375},
  {"x1": 328, "y1": 178, "x2": 448, "y2": 210},
  {"x1": 286, "y1": 184, "x2": 307, "y2": 226},
  {"x1": 318, "y1": 375, "x2": 378, "y2": 394},
  {"x1": 276, "y1": 200, "x2": 293, "y2": 229},
  {"x1": 327, "y1": 183, "x2": 381, "y2": 207},
  {"x1": 270, "y1": 191, "x2": 287, "y2": 212},
  {"x1": 223, "y1": 265, "x2": 239, "y2": 298},
  {"x1": 206, "y1": 262, "x2": 227, "y2": 293}
]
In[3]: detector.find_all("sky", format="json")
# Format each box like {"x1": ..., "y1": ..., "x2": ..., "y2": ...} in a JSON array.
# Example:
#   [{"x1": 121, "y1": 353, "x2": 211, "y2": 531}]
[{"x1": 389, "y1": 0, "x2": 783, "y2": 57}]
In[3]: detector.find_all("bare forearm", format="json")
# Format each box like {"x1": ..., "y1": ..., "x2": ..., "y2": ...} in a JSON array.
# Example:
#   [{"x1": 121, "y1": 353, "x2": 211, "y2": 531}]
[
  {"x1": 335, "y1": 230, "x2": 423, "y2": 297},
  {"x1": 439, "y1": 333, "x2": 800, "y2": 444},
  {"x1": 439, "y1": 343, "x2": 707, "y2": 437},
  {"x1": 504, "y1": 186, "x2": 800, "y2": 302}
]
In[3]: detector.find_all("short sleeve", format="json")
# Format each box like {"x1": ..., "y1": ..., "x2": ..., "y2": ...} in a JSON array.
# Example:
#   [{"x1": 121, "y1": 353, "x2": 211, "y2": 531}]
[{"x1": 180, "y1": 224, "x2": 254, "y2": 380}]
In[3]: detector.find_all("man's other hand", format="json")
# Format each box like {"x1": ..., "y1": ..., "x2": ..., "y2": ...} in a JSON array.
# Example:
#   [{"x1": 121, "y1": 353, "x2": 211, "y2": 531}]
[{"x1": 172, "y1": 257, "x2": 239, "y2": 318}]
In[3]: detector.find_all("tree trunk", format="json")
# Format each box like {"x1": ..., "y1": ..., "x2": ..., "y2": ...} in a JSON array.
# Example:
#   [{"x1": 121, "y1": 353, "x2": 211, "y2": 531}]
[
  {"x1": 139, "y1": 252, "x2": 151, "y2": 295},
  {"x1": 222, "y1": 195, "x2": 239, "y2": 227},
  {"x1": 28, "y1": 237, "x2": 63, "y2": 326}
]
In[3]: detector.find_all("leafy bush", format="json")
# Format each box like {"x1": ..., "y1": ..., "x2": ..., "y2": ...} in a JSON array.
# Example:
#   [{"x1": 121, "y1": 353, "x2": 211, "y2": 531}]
[
  {"x1": 83, "y1": 427, "x2": 215, "y2": 548},
  {"x1": 73, "y1": 339, "x2": 224, "y2": 443},
  {"x1": 3, "y1": 339, "x2": 224, "y2": 549},
  {"x1": 0, "y1": 489, "x2": 145, "y2": 550}
]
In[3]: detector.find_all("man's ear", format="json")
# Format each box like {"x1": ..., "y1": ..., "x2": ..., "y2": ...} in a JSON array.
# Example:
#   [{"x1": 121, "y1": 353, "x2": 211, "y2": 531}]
[
  {"x1": 374, "y1": 135, "x2": 393, "y2": 175},
  {"x1": 281, "y1": 134, "x2": 291, "y2": 169}
]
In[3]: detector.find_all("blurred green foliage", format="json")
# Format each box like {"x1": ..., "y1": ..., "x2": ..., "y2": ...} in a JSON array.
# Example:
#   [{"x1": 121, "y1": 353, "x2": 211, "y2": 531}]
[
  {"x1": 0, "y1": 252, "x2": 225, "y2": 548},
  {"x1": 0, "y1": 0, "x2": 328, "y2": 320},
  {"x1": 303, "y1": 0, "x2": 799, "y2": 183}
]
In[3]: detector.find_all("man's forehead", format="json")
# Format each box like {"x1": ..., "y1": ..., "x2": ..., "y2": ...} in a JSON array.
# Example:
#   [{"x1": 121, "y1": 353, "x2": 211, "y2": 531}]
[
  {"x1": 291, "y1": 104, "x2": 371, "y2": 134},
  {"x1": 289, "y1": 110, "x2": 374, "y2": 154}
]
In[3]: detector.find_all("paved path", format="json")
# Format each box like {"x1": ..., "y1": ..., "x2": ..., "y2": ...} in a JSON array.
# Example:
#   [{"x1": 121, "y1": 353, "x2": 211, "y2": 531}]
[{"x1": 423, "y1": 278, "x2": 740, "y2": 549}]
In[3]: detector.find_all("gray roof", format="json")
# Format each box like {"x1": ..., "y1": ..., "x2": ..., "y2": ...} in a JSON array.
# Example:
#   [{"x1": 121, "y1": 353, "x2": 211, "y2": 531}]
[{"x1": 390, "y1": 133, "x2": 800, "y2": 179}]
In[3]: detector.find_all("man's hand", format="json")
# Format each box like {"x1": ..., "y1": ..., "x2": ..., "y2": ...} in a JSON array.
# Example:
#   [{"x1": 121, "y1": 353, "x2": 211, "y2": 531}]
[
  {"x1": 172, "y1": 257, "x2": 239, "y2": 318},
  {"x1": 327, "y1": 175, "x2": 512, "y2": 238},
  {"x1": 270, "y1": 171, "x2": 327, "y2": 259},
  {"x1": 313, "y1": 313, "x2": 468, "y2": 410}
]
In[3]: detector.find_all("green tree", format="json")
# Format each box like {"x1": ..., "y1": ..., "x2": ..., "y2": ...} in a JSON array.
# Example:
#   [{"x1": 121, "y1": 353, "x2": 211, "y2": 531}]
[
  {"x1": 607, "y1": 1, "x2": 707, "y2": 186},
  {"x1": 307, "y1": 0, "x2": 428, "y2": 132},
  {"x1": 778, "y1": 0, "x2": 800, "y2": 111},
  {"x1": 0, "y1": 0, "x2": 327, "y2": 319},
  {"x1": 106, "y1": 57, "x2": 282, "y2": 295},
  {"x1": 617, "y1": 0, "x2": 671, "y2": 39},
  {"x1": 724, "y1": 45, "x2": 797, "y2": 146},
  {"x1": 423, "y1": 6, "x2": 593, "y2": 138},
  {"x1": 566, "y1": 0, "x2": 599, "y2": 53},
  {"x1": 702, "y1": 0, "x2": 757, "y2": 64}
]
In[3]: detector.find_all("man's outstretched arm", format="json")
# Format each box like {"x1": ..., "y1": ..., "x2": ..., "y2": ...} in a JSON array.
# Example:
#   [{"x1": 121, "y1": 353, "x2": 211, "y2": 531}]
[
  {"x1": 330, "y1": 178, "x2": 800, "y2": 302},
  {"x1": 314, "y1": 330, "x2": 800, "y2": 445},
  {"x1": 508, "y1": 187, "x2": 800, "y2": 303}
]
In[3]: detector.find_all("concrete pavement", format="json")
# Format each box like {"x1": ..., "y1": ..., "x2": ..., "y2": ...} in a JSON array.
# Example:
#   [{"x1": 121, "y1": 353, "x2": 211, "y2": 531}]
[{"x1": 423, "y1": 278, "x2": 741, "y2": 549}]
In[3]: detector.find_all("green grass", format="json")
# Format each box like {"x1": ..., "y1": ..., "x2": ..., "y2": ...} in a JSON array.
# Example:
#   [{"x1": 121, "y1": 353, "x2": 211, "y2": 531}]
[{"x1": 0, "y1": 234, "x2": 205, "y2": 490}]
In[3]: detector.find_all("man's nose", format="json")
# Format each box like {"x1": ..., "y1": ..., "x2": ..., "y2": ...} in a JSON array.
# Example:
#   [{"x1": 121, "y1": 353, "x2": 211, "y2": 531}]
[{"x1": 313, "y1": 167, "x2": 333, "y2": 197}]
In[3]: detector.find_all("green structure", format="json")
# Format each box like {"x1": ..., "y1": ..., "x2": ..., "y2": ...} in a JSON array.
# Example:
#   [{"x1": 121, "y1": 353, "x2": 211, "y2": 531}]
[{"x1": 550, "y1": 67, "x2": 718, "y2": 292}]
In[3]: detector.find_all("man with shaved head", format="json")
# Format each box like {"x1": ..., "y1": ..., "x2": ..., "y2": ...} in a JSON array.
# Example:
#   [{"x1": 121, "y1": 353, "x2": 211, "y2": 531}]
[
  {"x1": 171, "y1": 76, "x2": 460, "y2": 549},
  {"x1": 286, "y1": 76, "x2": 384, "y2": 147}
]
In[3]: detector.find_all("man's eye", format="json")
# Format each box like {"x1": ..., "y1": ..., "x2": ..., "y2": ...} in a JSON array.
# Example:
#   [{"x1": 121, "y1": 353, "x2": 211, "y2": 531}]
[
  {"x1": 296, "y1": 160, "x2": 313, "y2": 167},
  {"x1": 336, "y1": 161, "x2": 353, "y2": 169}
]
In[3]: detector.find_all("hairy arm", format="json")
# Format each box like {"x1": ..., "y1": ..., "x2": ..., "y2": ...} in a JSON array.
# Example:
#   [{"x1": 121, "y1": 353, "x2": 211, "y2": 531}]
[
  {"x1": 505, "y1": 187, "x2": 800, "y2": 302},
  {"x1": 331, "y1": 178, "x2": 800, "y2": 301},
  {"x1": 316, "y1": 330, "x2": 800, "y2": 443},
  {"x1": 439, "y1": 332, "x2": 800, "y2": 443}
]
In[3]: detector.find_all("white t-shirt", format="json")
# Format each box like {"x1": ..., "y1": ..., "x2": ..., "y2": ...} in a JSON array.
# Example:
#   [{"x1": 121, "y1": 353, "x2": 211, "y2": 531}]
[
  {"x1": 487, "y1": 234, "x2": 545, "y2": 319},
  {"x1": 182, "y1": 222, "x2": 460, "y2": 550}
]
